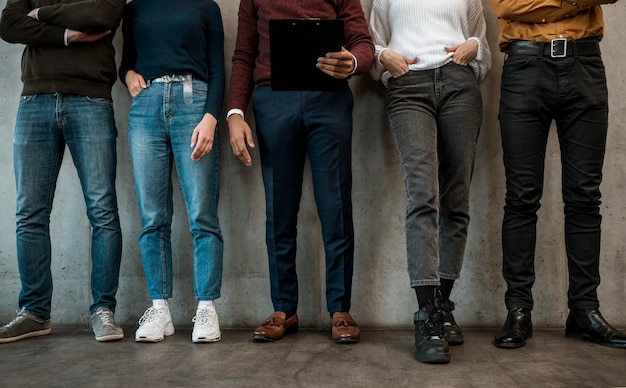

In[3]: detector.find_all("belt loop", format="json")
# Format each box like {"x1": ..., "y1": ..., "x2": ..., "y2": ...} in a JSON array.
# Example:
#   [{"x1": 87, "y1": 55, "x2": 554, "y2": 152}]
[
  {"x1": 537, "y1": 42, "x2": 545, "y2": 59},
  {"x1": 572, "y1": 41, "x2": 579, "y2": 58}
]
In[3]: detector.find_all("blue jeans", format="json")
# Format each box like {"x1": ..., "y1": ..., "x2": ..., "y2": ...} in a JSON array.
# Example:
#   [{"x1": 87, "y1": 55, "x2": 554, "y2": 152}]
[
  {"x1": 128, "y1": 79, "x2": 223, "y2": 301},
  {"x1": 499, "y1": 51, "x2": 608, "y2": 310},
  {"x1": 386, "y1": 63, "x2": 482, "y2": 287},
  {"x1": 14, "y1": 93, "x2": 122, "y2": 320},
  {"x1": 252, "y1": 85, "x2": 355, "y2": 316}
]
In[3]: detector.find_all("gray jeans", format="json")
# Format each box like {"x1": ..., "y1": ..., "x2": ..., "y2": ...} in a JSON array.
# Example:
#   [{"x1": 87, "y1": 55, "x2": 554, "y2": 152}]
[{"x1": 386, "y1": 62, "x2": 482, "y2": 287}]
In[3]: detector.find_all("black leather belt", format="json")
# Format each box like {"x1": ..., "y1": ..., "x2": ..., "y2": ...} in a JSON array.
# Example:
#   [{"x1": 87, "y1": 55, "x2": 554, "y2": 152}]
[{"x1": 507, "y1": 39, "x2": 601, "y2": 57}]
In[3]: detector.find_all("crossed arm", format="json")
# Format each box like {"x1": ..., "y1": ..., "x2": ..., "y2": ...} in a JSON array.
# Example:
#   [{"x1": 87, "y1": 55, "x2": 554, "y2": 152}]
[
  {"x1": 0, "y1": 0, "x2": 124, "y2": 46},
  {"x1": 489, "y1": 0, "x2": 618, "y2": 24}
]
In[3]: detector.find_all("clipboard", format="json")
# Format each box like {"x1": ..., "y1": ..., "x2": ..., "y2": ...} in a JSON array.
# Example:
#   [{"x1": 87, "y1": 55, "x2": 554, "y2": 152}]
[{"x1": 269, "y1": 18, "x2": 345, "y2": 91}]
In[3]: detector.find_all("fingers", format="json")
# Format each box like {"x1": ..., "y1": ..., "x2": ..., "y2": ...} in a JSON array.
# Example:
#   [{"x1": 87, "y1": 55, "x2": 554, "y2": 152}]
[
  {"x1": 405, "y1": 56, "x2": 419, "y2": 65},
  {"x1": 67, "y1": 29, "x2": 111, "y2": 43},
  {"x1": 191, "y1": 136, "x2": 213, "y2": 161},
  {"x1": 230, "y1": 135, "x2": 252, "y2": 167},
  {"x1": 316, "y1": 48, "x2": 354, "y2": 79},
  {"x1": 380, "y1": 49, "x2": 417, "y2": 77},
  {"x1": 228, "y1": 116, "x2": 255, "y2": 167},
  {"x1": 446, "y1": 40, "x2": 478, "y2": 65},
  {"x1": 125, "y1": 71, "x2": 147, "y2": 97}
]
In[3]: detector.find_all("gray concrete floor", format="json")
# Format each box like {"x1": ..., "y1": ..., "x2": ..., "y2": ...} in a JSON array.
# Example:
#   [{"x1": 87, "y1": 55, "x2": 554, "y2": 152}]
[{"x1": 0, "y1": 328, "x2": 625, "y2": 387}]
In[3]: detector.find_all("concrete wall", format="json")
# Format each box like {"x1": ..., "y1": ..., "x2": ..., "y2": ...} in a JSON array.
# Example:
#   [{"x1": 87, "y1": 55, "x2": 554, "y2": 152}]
[{"x1": 1, "y1": 0, "x2": 625, "y2": 330}]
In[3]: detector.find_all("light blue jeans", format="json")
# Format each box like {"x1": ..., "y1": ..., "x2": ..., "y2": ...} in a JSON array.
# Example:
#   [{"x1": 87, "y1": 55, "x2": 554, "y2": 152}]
[
  {"x1": 128, "y1": 79, "x2": 223, "y2": 301},
  {"x1": 386, "y1": 63, "x2": 482, "y2": 287},
  {"x1": 14, "y1": 93, "x2": 122, "y2": 320}
]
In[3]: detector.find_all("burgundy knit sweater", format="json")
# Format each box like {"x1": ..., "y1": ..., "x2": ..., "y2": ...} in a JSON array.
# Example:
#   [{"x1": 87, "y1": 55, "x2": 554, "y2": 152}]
[{"x1": 228, "y1": 0, "x2": 374, "y2": 112}]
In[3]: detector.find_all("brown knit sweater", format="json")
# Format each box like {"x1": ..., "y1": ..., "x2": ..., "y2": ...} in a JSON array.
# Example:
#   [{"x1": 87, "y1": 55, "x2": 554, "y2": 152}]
[{"x1": 0, "y1": 0, "x2": 125, "y2": 99}]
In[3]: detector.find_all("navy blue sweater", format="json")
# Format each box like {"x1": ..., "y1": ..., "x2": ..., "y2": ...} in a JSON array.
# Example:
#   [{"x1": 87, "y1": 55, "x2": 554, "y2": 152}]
[{"x1": 119, "y1": 0, "x2": 225, "y2": 119}]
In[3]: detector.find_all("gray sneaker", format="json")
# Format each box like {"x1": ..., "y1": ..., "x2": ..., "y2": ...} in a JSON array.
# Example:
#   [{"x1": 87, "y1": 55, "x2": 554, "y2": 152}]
[
  {"x1": 91, "y1": 307, "x2": 124, "y2": 342},
  {"x1": 0, "y1": 308, "x2": 51, "y2": 344}
]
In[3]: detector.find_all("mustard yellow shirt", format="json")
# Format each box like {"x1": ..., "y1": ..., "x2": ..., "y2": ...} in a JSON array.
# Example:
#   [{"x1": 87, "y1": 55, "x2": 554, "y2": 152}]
[{"x1": 488, "y1": 0, "x2": 618, "y2": 51}]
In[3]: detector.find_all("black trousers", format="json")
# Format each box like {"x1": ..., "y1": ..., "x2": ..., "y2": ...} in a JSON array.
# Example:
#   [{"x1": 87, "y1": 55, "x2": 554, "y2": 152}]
[{"x1": 499, "y1": 50, "x2": 608, "y2": 310}]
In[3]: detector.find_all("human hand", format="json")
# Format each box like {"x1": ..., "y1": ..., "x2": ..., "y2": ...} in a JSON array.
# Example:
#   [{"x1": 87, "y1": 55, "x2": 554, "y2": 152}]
[
  {"x1": 190, "y1": 114, "x2": 218, "y2": 161},
  {"x1": 67, "y1": 29, "x2": 111, "y2": 44},
  {"x1": 316, "y1": 47, "x2": 355, "y2": 79},
  {"x1": 378, "y1": 49, "x2": 418, "y2": 78},
  {"x1": 27, "y1": 8, "x2": 38, "y2": 19},
  {"x1": 124, "y1": 70, "x2": 147, "y2": 97},
  {"x1": 445, "y1": 39, "x2": 479, "y2": 66},
  {"x1": 227, "y1": 114, "x2": 255, "y2": 167}
]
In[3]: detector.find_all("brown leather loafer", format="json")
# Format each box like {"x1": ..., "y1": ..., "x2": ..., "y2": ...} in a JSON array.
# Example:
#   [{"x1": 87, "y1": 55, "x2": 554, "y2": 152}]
[
  {"x1": 252, "y1": 311, "x2": 299, "y2": 342},
  {"x1": 331, "y1": 312, "x2": 360, "y2": 344}
]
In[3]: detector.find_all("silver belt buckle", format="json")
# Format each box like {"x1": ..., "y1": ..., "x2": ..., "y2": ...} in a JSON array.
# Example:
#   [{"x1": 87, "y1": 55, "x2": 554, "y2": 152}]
[{"x1": 550, "y1": 38, "x2": 567, "y2": 58}]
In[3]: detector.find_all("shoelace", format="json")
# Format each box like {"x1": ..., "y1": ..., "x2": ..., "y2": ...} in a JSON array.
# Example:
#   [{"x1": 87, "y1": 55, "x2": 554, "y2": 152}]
[
  {"x1": 262, "y1": 315, "x2": 285, "y2": 327},
  {"x1": 437, "y1": 299, "x2": 457, "y2": 326},
  {"x1": 6, "y1": 309, "x2": 27, "y2": 327},
  {"x1": 138, "y1": 307, "x2": 163, "y2": 325},
  {"x1": 422, "y1": 318, "x2": 444, "y2": 340},
  {"x1": 96, "y1": 310, "x2": 114, "y2": 326},
  {"x1": 333, "y1": 318, "x2": 357, "y2": 327},
  {"x1": 192, "y1": 307, "x2": 215, "y2": 325}
]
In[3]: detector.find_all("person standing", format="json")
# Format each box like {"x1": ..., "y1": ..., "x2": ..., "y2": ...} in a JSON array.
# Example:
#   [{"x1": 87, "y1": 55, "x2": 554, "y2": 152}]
[
  {"x1": 488, "y1": 0, "x2": 626, "y2": 349},
  {"x1": 227, "y1": 0, "x2": 374, "y2": 343},
  {"x1": 0, "y1": 0, "x2": 125, "y2": 343},
  {"x1": 119, "y1": 0, "x2": 225, "y2": 343},
  {"x1": 370, "y1": 0, "x2": 491, "y2": 363}
]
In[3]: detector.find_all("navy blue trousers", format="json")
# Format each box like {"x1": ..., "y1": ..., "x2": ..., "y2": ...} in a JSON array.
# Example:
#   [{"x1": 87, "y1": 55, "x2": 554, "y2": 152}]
[{"x1": 252, "y1": 85, "x2": 355, "y2": 316}]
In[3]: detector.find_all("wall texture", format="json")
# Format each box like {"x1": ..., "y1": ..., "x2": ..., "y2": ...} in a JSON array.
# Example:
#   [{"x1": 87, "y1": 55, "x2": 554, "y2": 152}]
[{"x1": 1, "y1": 0, "x2": 625, "y2": 331}]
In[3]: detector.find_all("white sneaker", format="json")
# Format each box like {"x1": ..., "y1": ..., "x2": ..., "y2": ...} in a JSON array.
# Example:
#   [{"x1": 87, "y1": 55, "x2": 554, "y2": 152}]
[
  {"x1": 192, "y1": 304, "x2": 221, "y2": 343},
  {"x1": 135, "y1": 306, "x2": 175, "y2": 342}
]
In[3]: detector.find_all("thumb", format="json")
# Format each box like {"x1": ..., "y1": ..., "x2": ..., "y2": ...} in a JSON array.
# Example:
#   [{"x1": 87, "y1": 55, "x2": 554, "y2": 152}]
[
  {"x1": 405, "y1": 56, "x2": 418, "y2": 65},
  {"x1": 445, "y1": 45, "x2": 458, "y2": 53}
]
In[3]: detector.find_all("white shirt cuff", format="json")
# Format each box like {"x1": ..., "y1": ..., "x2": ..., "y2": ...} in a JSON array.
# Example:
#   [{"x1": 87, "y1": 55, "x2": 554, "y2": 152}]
[
  {"x1": 227, "y1": 108, "x2": 244, "y2": 120},
  {"x1": 348, "y1": 54, "x2": 358, "y2": 76},
  {"x1": 64, "y1": 29, "x2": 69, "y2": 46},
  {"x1": 375, "y1": 47, "x2": 388, "y2": 66}
]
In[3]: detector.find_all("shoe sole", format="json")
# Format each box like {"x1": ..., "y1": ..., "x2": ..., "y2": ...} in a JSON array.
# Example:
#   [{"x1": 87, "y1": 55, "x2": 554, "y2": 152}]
[
  {"x1": 445, "y1": 335, "x2": 464, "y2": 346},
  {"x1": 565, "y1": 331, "x2": 626, "y2": 349},
  {"x1": 0, "y1": 328, "x2": 51, "y2": 344},
  {"x1": 494, "y1": 329, "x2": 532, "y2": 349},
  {"x1": 135, "y1": 328, "x2": 175, "y2": 343},
  {"x1": 493, "y1": 341, "x2": 526, "y2": 349},
  {"x1": 416, "y1": 352, "x2": 450, "y2": 364},
  {"x1": 252, "y1": 326, "x2": 298, "y2": 342},
  {"x1": 95, "y1": 333, "x2": 124, "y2": 342},
  {"x1": 333, "y1": 336, "x2": 360, "y2": 344},
  {"x1": 193, "y1": 334, "x2": 221, "y2": 343}
]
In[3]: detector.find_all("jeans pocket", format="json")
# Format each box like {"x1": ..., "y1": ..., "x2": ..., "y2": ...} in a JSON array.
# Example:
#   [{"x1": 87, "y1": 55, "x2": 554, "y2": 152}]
[
  {"x1": 389, "y1": 70, "x2": 412, "y2": 83},
  {"x1": 19, "y1": 94, "x2": 37, "y2": 106},
  {"x1": 83, "y1": 96, "x2": 113, "y2": 106}
]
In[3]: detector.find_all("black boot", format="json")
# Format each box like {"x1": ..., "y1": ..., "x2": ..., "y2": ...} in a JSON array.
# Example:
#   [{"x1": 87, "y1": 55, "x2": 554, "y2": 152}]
[
  {"x1": 494, "y1": 307, "x2": 532, "y2": 349},
  {"x1": 435, "y1": 293, "x2": 464, "y2": 346},
  {"x1": 566, "y1": 308, "x2": 626, "y2": 348},
  {"x1": 414, "y1": 302, "x2": 449, "y2": 363}
]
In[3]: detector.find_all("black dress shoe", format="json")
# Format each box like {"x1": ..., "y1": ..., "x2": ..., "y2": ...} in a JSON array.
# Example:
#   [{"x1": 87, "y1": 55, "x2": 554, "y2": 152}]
[
  {"x1": 565, "y1": 308, "x2": 626, "y2": 348},
  {"x1": 494, "y1": 307, "x2": 532, "y2": 349}
]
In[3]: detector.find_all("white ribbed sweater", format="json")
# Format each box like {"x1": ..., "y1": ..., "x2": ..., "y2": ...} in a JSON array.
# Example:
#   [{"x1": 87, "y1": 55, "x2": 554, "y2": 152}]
[{"x1": 369, "y1": 0, "x2": 492, "y2": 86}]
